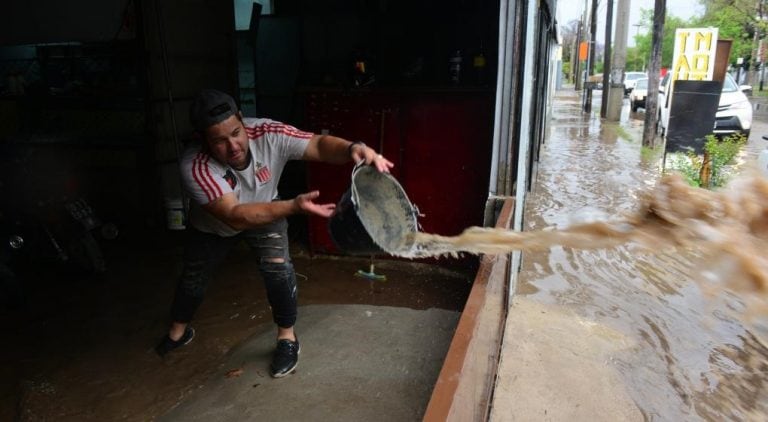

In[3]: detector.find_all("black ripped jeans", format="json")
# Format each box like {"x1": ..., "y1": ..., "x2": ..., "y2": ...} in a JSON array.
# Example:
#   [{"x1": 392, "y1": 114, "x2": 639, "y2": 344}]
[{"x1": 169, "y1": 218, "x2": 297, "y2": 328}]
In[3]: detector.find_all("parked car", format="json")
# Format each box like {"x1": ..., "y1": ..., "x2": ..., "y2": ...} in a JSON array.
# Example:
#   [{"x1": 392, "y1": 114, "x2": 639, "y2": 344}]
[
  {"x1": 657, "y1": 72, "x2": 753, "y2": 138},
  {"x1": 629, "y1": 78, "x2": 648, "y2": 112},
  {"x1": 624, "y1": 72, "x2": 646, "y2": 95}
]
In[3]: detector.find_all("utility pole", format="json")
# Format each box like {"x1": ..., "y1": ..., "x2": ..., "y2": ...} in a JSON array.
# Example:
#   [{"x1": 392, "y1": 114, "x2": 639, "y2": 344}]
[
  {"x1": 606, "y1": 0, "x2": 631, "y2": 121},
  {"x1": 575, "y1": 21, "x2": 583, "y2": 90},
  {"x1": 585, "y1": 0, "x2": 598, "y2": 112},
  {"x1": 759, "y1": 0, "x2": 766, "y2": 91},
  {"x1": 567, "y1": 23, "x2": 577, "y2": 84},
  {"x1": 601, "y1": 0, "x2": 614, "y2": 118},
  {"x1": 642, "y1": 0, "x2": 665, "y2": 148},
  {"x1": 633, "y1": 23, "x2": 643, "y2": 71},
  {"x1": 576, "y1": 0, "x2": 590, "y2": 91}
]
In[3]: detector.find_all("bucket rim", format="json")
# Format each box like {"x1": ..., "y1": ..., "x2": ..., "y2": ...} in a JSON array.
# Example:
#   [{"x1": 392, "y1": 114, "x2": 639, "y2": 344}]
[{"x1": 349, "y1": 164, "x2": 419, "y2": 254}]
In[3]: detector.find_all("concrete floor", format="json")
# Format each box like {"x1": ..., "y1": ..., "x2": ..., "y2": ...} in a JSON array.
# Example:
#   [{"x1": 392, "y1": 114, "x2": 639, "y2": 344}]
[
  {"x1": 160, "y1": 305, "x2": 459, "y2": 421},
  {"x1": 0, "y1": 232, "x2": 472, "y2": 421}
]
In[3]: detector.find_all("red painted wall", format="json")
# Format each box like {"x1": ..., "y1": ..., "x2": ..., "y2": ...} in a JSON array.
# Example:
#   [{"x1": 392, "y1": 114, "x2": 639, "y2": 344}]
[{"x1": 304, "y1": 90, "x2": 494, "y2": 255}]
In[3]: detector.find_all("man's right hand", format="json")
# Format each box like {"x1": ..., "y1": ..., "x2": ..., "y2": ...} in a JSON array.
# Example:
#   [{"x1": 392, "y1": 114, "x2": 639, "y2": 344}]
[{"x1": 294, "y1": 190, "x2": 336, "y2": 218}]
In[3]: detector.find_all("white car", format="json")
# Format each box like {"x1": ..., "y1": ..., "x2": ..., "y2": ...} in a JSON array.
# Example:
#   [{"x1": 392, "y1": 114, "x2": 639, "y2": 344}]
[
  {"x1": 657, "y1": 73, "x2": 753, "y2": 138},
  {"x1": 624, "y1": 72, "x2": 646, "y2": 95},
  {"x1": 629, "y1": 78, "x2": 648, "y2": 112}
]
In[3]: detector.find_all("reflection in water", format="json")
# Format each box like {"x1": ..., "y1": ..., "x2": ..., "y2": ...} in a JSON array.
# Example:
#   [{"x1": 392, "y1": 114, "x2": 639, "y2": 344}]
[{"x1": 411, "y1": 94, "x2": 768, "y2": 419}]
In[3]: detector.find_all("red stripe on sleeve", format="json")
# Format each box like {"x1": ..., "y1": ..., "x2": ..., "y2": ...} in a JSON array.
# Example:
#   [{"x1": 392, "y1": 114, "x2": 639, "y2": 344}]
[
  {"x1": 202, "y1": 155, "x2": 223, "y2": 198},
  {"x1": 192, "y1": 154, "x2": 214, "y2": 201},
  {"x1": 246, "y1": 123, "x2": 313, "y2": 139}
]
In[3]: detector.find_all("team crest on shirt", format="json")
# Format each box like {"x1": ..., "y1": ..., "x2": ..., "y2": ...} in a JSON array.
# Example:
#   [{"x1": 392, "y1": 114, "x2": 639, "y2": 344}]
[
  {"x1": 254, "y1": 162, "x2": 272, "y2": 184},
  {"x1": 223, "y1": 169, "x2": 238, "y2": 189}
]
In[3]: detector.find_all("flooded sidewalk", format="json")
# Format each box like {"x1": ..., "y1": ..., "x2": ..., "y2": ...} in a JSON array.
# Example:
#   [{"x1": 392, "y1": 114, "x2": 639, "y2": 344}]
[{"x1": 490, "y1": 90, "x2": 768, "y2": 421}]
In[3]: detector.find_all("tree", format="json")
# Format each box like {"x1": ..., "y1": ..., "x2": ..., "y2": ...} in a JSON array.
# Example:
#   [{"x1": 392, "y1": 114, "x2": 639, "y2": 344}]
[
  {"x1": 632, "y1": 2, "x2": 767, "y2": 72},
  {"x1": 633, "y1": 10, "x2": 691, "y2": 69},
  {"x1": 560, "y1": 19, "x2": 581, "y2": 82},
  {"x1": 643, "y1": 0, "x2": 666, "y2": 149},
  {"x1": 626, "y1": 46, "x2": 644, "y2": 71},
  {"x1": 694, "y1": 0, "x2": 767, "y2": 69},
  {"x1": 560, "y1": 19, "x2": 580, "y2": 62}
]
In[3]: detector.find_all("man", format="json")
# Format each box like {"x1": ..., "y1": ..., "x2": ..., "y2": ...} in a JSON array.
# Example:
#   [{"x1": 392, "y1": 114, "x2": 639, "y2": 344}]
[{"x1": 155, "y1": 89, "x2": 393, "y2": 378}]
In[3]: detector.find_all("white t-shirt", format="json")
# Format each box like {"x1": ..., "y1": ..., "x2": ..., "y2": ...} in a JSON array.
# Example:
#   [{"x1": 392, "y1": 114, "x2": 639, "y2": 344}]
[{"x1": 180, "y1": 117, "x2": 312, "y2": 236}]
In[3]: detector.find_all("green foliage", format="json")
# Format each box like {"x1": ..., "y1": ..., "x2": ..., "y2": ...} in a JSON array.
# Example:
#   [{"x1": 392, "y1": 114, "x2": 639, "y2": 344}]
[
  {"x1": 706, "y1": 133, "x2": 747, "y2": 186},
  {"x1": 594, "y1": 60, "x2": 604, "y2": 74},
  {"x1": 562, "y1": 61, "x2": 571, "y2": 80},
  {"x1": 692, "y1": 0, "x2": 759, "y2": 68},
  {"x1": 626, "y1": 47, "x2": 645, "y2": 72},
  {"x1": 668, "y1": 153, "x2": 704, "y2": 186},
  {"x1": 641, "y1": 145, "x2": 663, "y2": 163},
  {"x1": 614, "y1": 125, "x2": 633, "y2": 142},
  {"x1": 634, "y1": 10, "x2": 691, "y2": 70},
  {"x1": 633, "y1": 0, "x2": 766, "y2": 75},
  {"x1": 666, "y1": 133, "x2": 747, "y2": 188}
]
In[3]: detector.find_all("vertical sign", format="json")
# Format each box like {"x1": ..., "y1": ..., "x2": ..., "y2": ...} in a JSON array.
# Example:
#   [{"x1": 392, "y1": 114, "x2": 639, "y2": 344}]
[
  {"x1": 579, "y1": 42, "x2": 588, "y2": 61},
  {"x1": 670, "y1": 28, "x2": 719, "y2": 81},
  {"x1": 665, "y1": 28, "x2": 722, "y2": 155}
]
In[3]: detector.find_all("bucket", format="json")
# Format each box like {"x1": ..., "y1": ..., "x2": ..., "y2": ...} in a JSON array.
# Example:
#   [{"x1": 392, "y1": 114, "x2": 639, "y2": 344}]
[
  {"x1": 164, "y1": 198, "x2": 186, "y2": 230},
  {"x1": 328, "y1": 163, "x2": 419, "y2": 256}
]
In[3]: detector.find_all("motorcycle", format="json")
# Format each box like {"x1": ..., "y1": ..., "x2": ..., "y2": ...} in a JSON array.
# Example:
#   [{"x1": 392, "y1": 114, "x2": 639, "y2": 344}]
[{"x1": 0, "y1": 147, "x2": 117, "y2": 309}]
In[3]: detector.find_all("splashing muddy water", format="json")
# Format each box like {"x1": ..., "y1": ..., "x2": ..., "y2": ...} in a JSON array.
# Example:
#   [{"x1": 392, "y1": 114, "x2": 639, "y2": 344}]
[
  {"x1": 407, "y1": 91, "x2": 768, "y2": 420},
  {"x1": 402, "y1": 172, "x2": 768, "y2": 296}
]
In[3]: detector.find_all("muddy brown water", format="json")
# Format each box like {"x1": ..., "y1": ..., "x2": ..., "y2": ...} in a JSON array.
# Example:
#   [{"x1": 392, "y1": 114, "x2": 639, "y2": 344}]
[
  {"x1": 406, "y1": 93, "x2": 768, "y2": 420},
  {"x1": 407, "y1": 172, "x2": 768, "y2": 295}
]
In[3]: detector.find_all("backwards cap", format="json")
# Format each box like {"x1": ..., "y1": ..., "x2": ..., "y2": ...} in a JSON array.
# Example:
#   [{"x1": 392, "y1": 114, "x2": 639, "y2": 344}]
[{"x1": 189, "y1": 89, "x2": 238, "y2": 132}]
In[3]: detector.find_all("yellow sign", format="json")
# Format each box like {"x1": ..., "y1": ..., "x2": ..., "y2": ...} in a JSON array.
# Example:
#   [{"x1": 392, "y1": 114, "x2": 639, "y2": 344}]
[{"x1": 670, "y1": 28, "x2": 718, "y2": 81}]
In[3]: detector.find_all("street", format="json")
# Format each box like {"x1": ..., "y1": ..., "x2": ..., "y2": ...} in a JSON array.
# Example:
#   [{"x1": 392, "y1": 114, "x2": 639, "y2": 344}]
[{"x1": 587, "y1": 88, "x2": 768, "y2": 160}]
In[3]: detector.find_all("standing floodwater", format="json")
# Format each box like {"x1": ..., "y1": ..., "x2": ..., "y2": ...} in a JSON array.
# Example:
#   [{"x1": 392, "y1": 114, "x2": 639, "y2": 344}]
[{"x1": 483, "y1": 91, "x2": 768, "y2": 420}]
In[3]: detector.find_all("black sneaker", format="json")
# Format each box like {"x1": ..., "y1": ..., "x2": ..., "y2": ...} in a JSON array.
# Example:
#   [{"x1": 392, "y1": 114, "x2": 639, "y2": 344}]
[
  {"x1": 270, "y1": 338, "x2": 300, "y2": 378},
  {"x1": 155, "y1": 326, "x2": 195, "y2": 357}
]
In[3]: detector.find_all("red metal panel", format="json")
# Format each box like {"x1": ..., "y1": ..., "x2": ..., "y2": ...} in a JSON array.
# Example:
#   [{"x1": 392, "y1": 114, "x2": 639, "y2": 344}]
[
  {"x1": 303, "y1": 90, "x2": 493, "y2": 254},
  {"x1": 400, "y1": 93, "x2": 493, "y2": 236},
  {"x1": 304, "y1": 92, "x2": 401, "y2": 254}
]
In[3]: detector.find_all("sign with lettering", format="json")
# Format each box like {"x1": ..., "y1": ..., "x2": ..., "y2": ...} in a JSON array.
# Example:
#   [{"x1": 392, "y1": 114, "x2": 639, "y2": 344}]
[
  {"x1": 665, "y1": 28, "x2": 721, "y2": 156},
  {"x1": 670, "y1": 28, "x2": 719, "y2": 81}
]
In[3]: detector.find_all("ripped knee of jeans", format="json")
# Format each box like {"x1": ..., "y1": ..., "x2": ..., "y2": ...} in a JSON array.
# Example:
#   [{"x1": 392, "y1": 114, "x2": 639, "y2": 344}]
[
  {"x1": 259, "y1": 259, "x2": 293, "y2": 274},
  {"x1": 259, "y1": 261, "x2": 297, "y2": 298}
]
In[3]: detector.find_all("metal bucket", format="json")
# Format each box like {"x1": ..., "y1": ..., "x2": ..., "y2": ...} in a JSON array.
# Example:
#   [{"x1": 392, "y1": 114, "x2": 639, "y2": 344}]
[{"x1": 328, "y1": 164, "x2": 419, "y2": 256}]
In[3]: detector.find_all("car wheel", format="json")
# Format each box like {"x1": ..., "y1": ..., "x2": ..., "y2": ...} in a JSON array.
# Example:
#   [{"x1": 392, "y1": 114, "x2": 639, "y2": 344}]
[{"x1": 740, "y1": 129, "x2": 751, "y2": 139}]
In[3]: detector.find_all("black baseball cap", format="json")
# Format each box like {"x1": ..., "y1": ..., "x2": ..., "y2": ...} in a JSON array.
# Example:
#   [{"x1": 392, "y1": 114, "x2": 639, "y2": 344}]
[{"x1": 189, "y1": 89, "x2": 238, "y2": 132}]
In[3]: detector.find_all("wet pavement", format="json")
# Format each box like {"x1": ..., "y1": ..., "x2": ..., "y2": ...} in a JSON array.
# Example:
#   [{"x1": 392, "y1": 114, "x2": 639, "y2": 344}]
[
  {"x1": 490, "y1": 89, "x2": 768, "y2": 421},
  {"x1": 160, "y1": 305, "x2": 459, "y2": 421},
  {"x1": 0, "y1": 233, "x2": 472, "y2": 421}
]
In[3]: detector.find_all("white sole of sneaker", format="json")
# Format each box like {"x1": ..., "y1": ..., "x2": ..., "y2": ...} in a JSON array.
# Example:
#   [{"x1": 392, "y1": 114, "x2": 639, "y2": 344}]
[
  {"x1": 270, "y1": 345, "x2": 300, "y2": 378},
  {"x1": 181, "y1": 327, "x2": 195, "y2": 346}
]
